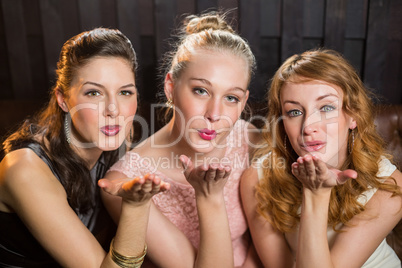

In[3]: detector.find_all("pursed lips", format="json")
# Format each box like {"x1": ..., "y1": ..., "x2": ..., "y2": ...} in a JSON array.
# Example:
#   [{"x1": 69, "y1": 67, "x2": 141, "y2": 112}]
[
  {"x1": 198, "y1": 128, "x2": 217, "y2": 140},
  {"x1": 100, "y1": 125, "x2": 121, "y2": 136},
  {"x1": 300, "y1": 140, "x2": 326, "y2": 152}
]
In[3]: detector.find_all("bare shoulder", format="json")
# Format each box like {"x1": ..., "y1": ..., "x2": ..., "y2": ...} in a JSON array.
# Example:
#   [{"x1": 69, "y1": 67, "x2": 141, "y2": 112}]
[
  {"x1": 390, "y1": 168, "x2": 402, "y2": 185},
  {"x1": 0, "y1": 148, "x2": 65, "y2": 211},
  {"x1": 240, "y1": 166, "x2": 260, "y2": 197}
]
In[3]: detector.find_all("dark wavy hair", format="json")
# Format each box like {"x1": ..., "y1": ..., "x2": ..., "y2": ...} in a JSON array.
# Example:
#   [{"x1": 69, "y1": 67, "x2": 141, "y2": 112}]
[{"x1": 3, "y1": 28, "x2": 137, "y2": 213}]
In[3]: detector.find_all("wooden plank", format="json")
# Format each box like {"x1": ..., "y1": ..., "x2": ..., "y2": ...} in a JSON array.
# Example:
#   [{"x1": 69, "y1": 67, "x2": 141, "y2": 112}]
[
  {"x1": 382, "y1": 0, "x2": 402, "y2": 104},
  {"x1": 39, "y1": 0, "x2": 66, "y2": 82},
  {"x1": 78, "y1": 0, "x2": 102, "y2": 31},
  {"x1": 116, "y1": 0, "x2": 142, "y2": 95},
  {"x1": 345, "y1": 0, "x2": 367, "y2": 39},
  {"x1": 59, "y1": 0, "x2": 80, "y2": 41},
  {"x1": 116, "y1": 0, "x2": 141, "y2": 56},
  {"x1": 154, "y1": 0, "x2": 177, "y2": 58},
  {"x1": 22, "y1": 0, "x2": 48, "y2": 99},
  {"x1": 303, "y1": 38, "x2": 323, "y2": 51},
  {"x1": 343, "y1": 39, "x2": 364, "y2": 75},
  {"x1": 324, "y1": 0, "x2": 347, "y2": 52},
  {"x1": 177, "y1": 0, "x2": 195, "y2": 16},
  {"x1": 0, "y1": 1, "x2": 12, "y2": 99},
  {"x1": 239, "y1": 0, "x2": 260, "y2": 55},
  {"x1": 139, "y1": 0, "x2": 154, "y2": 36},
  {"x1": 39, "y1": 0, "x2": 80, "y2": 82},
  {"x1": 1, "y1": 0, "x2": 34, "y2": 99},
  {"x1": 253, "y1": 37, "x2": 281, "y2": 100},
  {"x1": 100, "y1": 0, "x2": 118, "y2": 28},
  {"x1": 139, "y1": 36, "x2": 158, "y2": 102},
  {"x1": 281, "y1": 0, "x2": 304, "y2": 61},
  {"x1": 364, "y1": 0, "x2": 390, "y2": 97},
  {"x1": 303, "y1": 0, "x2": 325, "y2": 38},
  {"x1": 197, "y1": 0, "x2": 218, "y2": 13},
  {"x1": 260, "y1": 0, "x2": 281, "y2": 37}
]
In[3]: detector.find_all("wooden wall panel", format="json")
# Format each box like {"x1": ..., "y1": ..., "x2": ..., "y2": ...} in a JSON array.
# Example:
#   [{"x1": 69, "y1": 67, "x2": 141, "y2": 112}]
[
  {"x1": 282, "y1": 0, "x2": 304, "y2": 61},
  {"x1": 1, "y1": 0, "x2": 34, "y2": 98},
  {"x1": 303, "y1": 0, "x2": 325, "y2": 38},
  {"x1": 78, "y1": 0, "x2": 102, "y2": 31},
  {"x1": 0, "y1": 1, "x2": 12, "y2": 100},
  {"x1": 0, "y1": 0, "x2": 400, "y2": 105},
  {"x1": 260, "y1": 0, "x2": 281, "y2": 37},
  {"x1": 382, "y1": 0, "x2": 402, "y2": 103},
  {"x1": 324, "y1": 0, "x2": 347, "y2": 52},
  {"x1": 197, "y1": 0, "x2": 218, "y2": 12},
  {"x1": 154, "y1": 0, "x2": 177, "y2": 59},
  {"x1": 100, "y1": 0, "x2": 118, "y2": 28},
  {"x1": 345, "y1": 0, "x2": 367, "y2": 39},
  {"x1": 365, "y1": 0, "x2": 390, "y2": 100}
]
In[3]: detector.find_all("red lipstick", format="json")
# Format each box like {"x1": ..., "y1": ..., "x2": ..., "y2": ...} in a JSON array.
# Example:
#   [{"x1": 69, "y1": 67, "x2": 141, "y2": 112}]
[
  {"x1": 198, "y1": 128, "x2": 217, "y2": 140},
  {"x1": 101, "y1": 125, "x2": 121, "y2": 136}
]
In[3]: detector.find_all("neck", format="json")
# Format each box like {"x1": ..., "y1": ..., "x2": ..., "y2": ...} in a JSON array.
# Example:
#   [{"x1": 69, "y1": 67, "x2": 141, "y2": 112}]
[{"x1": 70, "y1": 144, "x2": 103, "y2": 169}]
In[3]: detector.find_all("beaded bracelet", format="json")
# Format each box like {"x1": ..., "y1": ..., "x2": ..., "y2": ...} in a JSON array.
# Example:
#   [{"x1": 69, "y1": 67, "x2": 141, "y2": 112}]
[{"x1": 109, "y1": 238, "x2": 147, "y2": 268}]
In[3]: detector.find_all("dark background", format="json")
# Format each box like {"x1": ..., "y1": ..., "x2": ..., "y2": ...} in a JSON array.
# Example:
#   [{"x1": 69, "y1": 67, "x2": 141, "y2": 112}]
[{"x1": 0, "y1": 0, "x2": 401, "y2": 139}]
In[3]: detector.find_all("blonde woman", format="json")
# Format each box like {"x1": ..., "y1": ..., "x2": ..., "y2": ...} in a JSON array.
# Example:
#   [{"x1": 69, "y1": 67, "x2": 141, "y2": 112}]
[{"x1": 102, "y1": 12, "x2": 261, "y2": 268}]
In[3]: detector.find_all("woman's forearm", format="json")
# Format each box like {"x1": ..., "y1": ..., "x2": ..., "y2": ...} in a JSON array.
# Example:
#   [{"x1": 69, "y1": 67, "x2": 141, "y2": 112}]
[
  {"x1": 195, "y1": 194, "x2": 234, "y2": 268},
  {"x1": 296, "y1": 188, "x2": 332, "y2": 268}
]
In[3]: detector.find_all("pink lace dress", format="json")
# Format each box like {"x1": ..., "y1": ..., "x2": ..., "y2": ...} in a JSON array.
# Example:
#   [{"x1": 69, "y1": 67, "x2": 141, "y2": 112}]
[{"x1": 108, "y1": 119, "x2": 251, "y2": 266}]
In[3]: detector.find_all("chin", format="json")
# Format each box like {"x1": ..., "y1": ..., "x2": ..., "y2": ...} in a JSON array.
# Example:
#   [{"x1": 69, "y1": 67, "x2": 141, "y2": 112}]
[
  {"x1": 190, "y1": 142, "x2": 217, "y2": 154},
  {"x1": 97, "y1": 137, "x2": 126, "y2": 151}
]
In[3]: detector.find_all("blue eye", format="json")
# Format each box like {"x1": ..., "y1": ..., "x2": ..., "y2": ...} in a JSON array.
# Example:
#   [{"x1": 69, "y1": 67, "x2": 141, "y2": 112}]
[
  {"x1": 321, "y1": 105, "x2": 335, "y2": 112},
  {"x1": 226, "y1": 95, "x2": 240, "y2": 103},
  {"x1": 193, "y1": 88, "x2": 208, "y2": 96},
  {"x1": 287, "y1": 109, "x2": 302, "y2": 117}
]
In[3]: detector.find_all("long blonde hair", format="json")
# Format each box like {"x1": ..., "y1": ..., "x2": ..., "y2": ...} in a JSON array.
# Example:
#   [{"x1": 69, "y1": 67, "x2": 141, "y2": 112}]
[{"x1": 255, "y1": 48, "x2": 401, "y2": 233}]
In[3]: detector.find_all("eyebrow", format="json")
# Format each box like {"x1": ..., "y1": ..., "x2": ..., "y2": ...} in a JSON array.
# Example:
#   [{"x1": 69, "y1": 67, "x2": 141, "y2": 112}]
[
  {"x1": 82, "y1": 81, "x2": 136, "y2": 89},
  {"x1": 283, "y1": 93, "x2": 339, "y2": 105},
  {"x1": 190, "y1": 78, "x2": 246, "y2": 93}
]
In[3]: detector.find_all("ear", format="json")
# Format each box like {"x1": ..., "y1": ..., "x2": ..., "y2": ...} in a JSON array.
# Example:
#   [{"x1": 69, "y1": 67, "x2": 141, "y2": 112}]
[
  {"x1": 164, "y1": 72, "x2": 174, "y2": 101},
  {"x1": 55, "y1": 88, "x2": 69, "y2": 112},
  {"x1": 349, "y1": 117, "x2": 357, "y2": 130}
]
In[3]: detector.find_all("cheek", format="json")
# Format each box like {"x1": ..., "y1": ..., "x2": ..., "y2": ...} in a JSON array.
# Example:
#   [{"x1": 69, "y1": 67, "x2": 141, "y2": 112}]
[
  {"x1": 283, "y1": 120, "x2": 299, "y2": 138},
  {"x1": 72, "y1": 109, "x2": 99, "y2": 128}
]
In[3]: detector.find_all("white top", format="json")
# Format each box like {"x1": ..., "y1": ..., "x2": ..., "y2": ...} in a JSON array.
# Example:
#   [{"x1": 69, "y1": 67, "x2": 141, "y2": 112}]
[{"x1": 256, "y1": 156, "x2": 400, "y2": 268}]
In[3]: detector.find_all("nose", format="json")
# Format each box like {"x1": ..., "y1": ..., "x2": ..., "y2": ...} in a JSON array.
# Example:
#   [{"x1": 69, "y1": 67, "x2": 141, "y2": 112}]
[
  {"x1": 302, "y1": 109, "x2": 321, "y2": 135},
  {"x1": 104, "y1": 99, "x2": 119, "y2": 118},
  {"x1": 205, "y1": 99, "x2": 221, "y2": 123}
]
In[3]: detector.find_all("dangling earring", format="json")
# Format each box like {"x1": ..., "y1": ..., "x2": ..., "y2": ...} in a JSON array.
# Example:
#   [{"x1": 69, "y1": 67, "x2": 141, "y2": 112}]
[
  {"x1": 349, "y1": 128, "x2": 355, "y2": 154},
  {"x1": 166, "y1": 99, "x2": 174, "y2": 109},
  {"x1": 64, "y1": 113, "x2": 71, "y2": 144}
]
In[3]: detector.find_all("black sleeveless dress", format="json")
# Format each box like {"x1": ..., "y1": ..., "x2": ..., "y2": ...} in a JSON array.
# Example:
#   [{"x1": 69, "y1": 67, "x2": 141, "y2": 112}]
[{"x1": 0, "y1": 143, "x2": 116, "y2": 267}]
